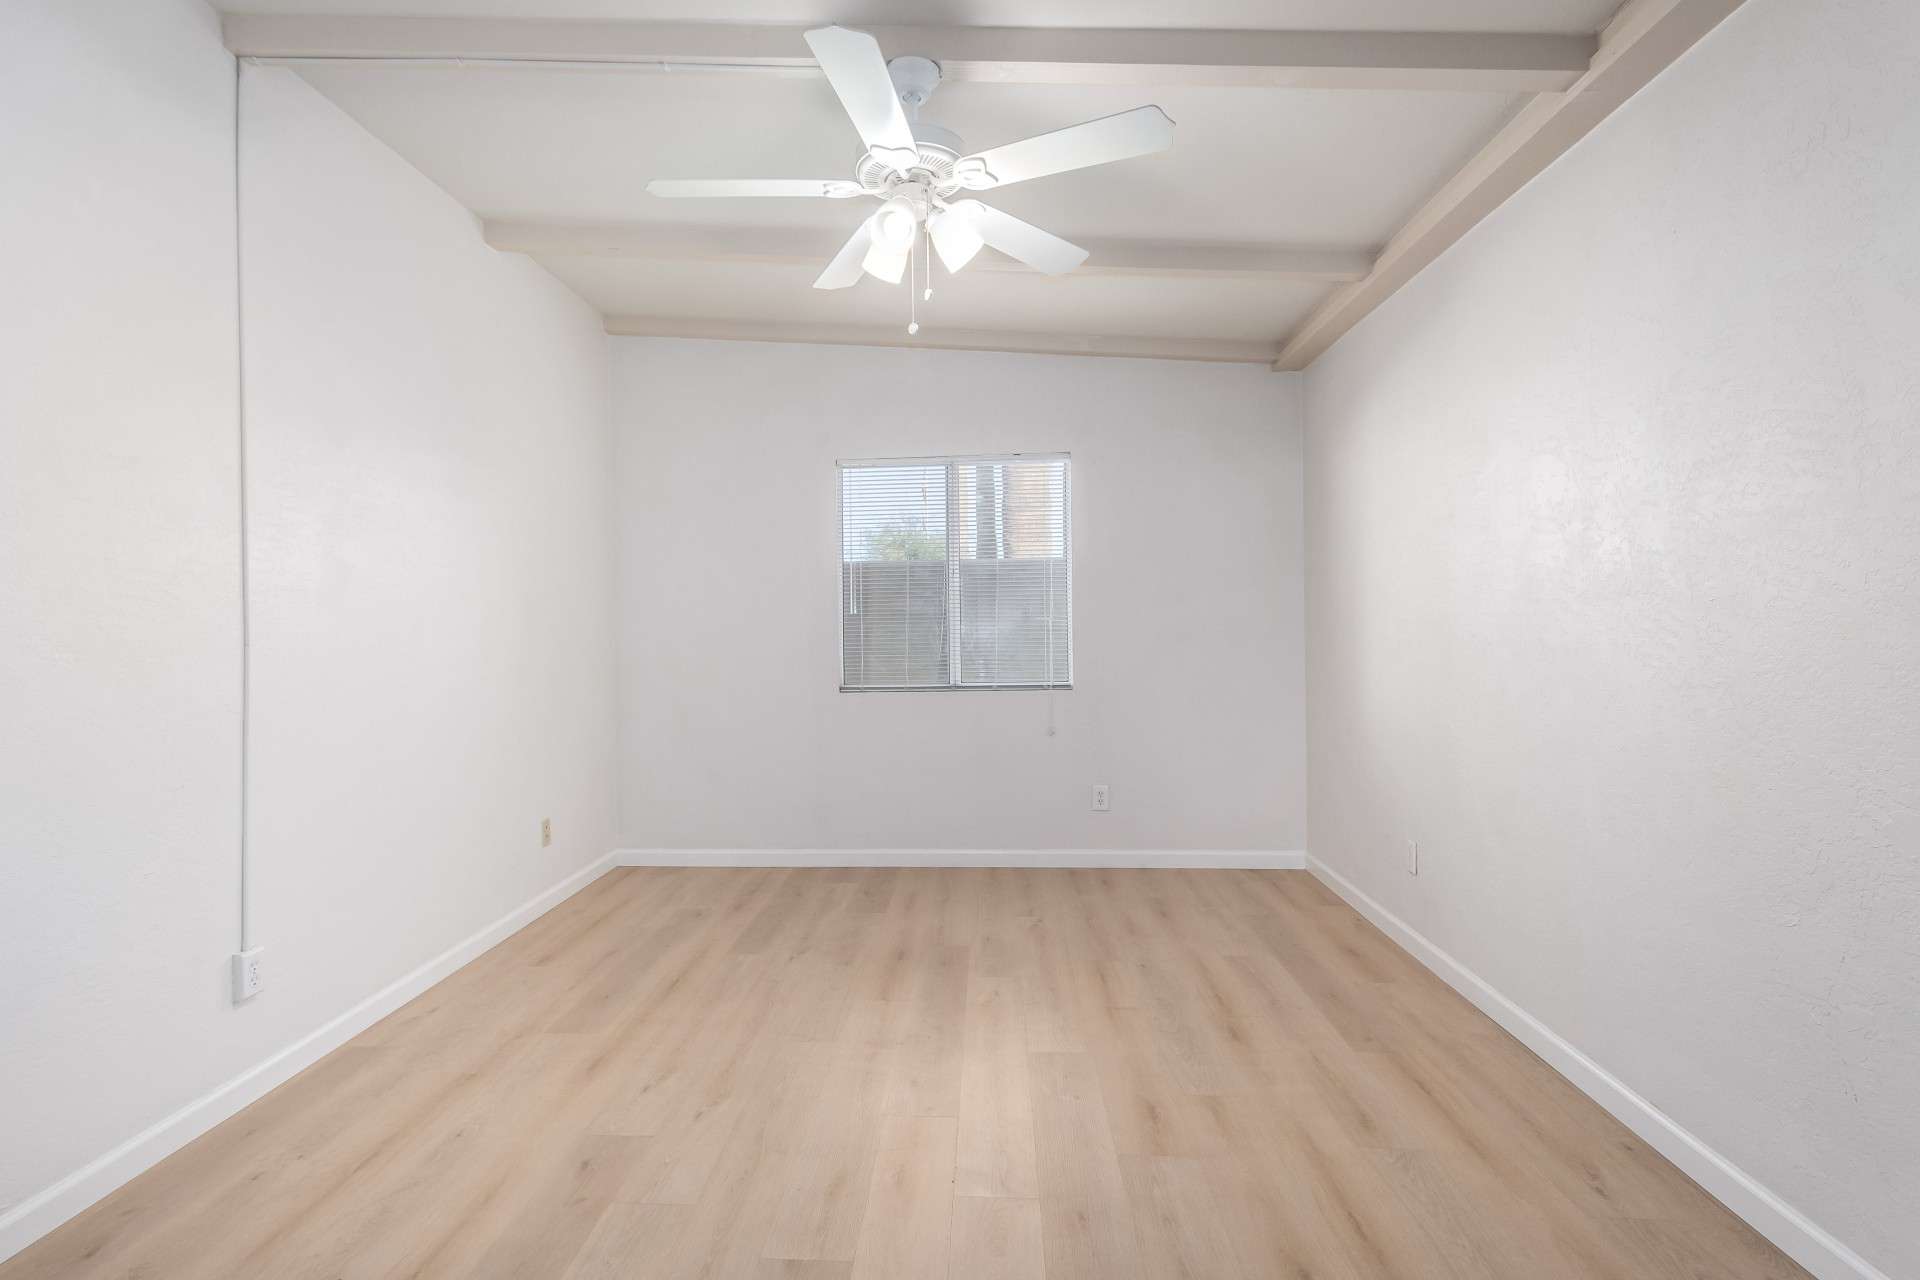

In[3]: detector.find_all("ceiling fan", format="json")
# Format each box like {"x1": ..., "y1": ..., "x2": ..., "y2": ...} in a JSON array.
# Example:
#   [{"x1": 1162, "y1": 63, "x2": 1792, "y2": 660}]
[{"x1": 645, "y1": 26, "x2": 1175, "y2": 297}]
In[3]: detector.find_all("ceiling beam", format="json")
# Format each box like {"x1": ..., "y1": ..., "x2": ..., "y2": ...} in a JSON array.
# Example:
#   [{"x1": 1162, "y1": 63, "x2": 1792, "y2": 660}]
[
  {"x1": 484, "y1": 221, "x2": 1373, "y2": 284},
  {"x1": 602, "y1": 316, "x2": 1278, "y2": 365},
  {"x1": 1274, "y1": 0, "x2": 1749, "y2": 371},
  {"x1": 224, "y1": 16, "x2": 1595, "y2": 93}
]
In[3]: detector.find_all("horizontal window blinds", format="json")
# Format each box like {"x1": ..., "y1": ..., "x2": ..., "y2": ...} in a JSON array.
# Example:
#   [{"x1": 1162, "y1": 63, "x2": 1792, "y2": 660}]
[{"x1": 841, "y1": 455, "x2": 1071, "y2": 691}]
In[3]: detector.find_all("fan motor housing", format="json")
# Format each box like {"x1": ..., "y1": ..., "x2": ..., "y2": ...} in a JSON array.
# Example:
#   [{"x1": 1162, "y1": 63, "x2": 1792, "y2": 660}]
[
  {"x1": 850, "y1": 56, "x2": 964, "y2": 195},
  {"x1": 855, "y1": 124, "x2": 965, "y2": 196}
]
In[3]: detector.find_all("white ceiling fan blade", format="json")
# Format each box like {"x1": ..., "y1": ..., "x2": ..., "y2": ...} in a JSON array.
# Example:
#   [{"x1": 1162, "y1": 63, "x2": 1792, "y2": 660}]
[
  {"x1": 647, "y1": 178, "x2": 864, "y2": 198},
  {"x1": 814, "y1": 219, "x2": 874, "y2": 289},
  {"x1": 803, "y1": 26, "x2": 919, "y2": 171},
  {"x1": 952, "y1": 201, "x2": 1088, "y2": 275},
  {"x1": 861, "y1": 229, "x2": 911, "y2": 284},
  {"x1": 953, "y1": 106, "x2": 1174, "y2": 191},
  {"x1": 927, "y1": 206, "x2": 985, "y2": 274}
]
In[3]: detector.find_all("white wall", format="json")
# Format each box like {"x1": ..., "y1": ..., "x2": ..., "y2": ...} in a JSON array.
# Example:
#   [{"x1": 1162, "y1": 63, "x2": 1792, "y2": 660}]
[
  {"x1": 612, "y1": 339, "x2": 1305, "y2": 853},
  {"x1": 238, "y1": 64, "x2": 620, "y2": 1066},
  {"x1": 1302, "y1": 1, "x2": 1918, "y2": 1276},
  {"x1": 0, "y1": 38, "x2": 622, "y2": 1258},
  {"x1": 0, "y1": 0, "x2": 243, "y2": 1238}
]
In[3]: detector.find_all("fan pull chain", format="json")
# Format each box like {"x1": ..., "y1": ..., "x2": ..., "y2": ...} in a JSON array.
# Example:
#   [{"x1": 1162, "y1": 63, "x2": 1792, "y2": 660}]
[
  {"x1": 922, "y1": 232, "x2": 933, "y2": 302},
  {"x1": 907, "y1": 235, "x2": 920, "y2": 335}
]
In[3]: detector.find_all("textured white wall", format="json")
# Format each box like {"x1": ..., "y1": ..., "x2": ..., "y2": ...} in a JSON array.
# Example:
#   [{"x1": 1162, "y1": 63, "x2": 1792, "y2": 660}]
[
  {"x1": 612, "y1": 339, "x2": 1305, "y2": 852},
  {"x1": 0, "y1": 0, "x2": 243, "y2": 1233},
  {"x1": 1303, "y1": 1, "x2": 1919, "y2": 1275},
  {"x1": 0, "y1": 41, "x2": 622, "y2": 1257},
  {"x1": 239, "y1": 64, "x2": 621, "y2": 1061}
]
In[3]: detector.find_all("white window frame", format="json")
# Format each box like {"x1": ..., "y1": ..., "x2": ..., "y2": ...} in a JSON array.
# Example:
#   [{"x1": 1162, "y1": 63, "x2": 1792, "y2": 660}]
[{"x1": 836, "y1": 451, "x2": 1073, "y2": 693}]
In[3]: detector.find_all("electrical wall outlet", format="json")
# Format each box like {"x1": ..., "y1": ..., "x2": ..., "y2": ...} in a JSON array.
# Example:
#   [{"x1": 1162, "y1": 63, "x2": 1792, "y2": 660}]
[
  {"x1": 1407, "y1": 840, "x2": 1419, "y2": 875},
  {"x1": 1091, "y1": 784, "x2": 1111, "y2": 813},
  {"x1": 232, "y1": 948, "x2": 264, "y2": 1003},
  {"x1": 541, "y1": 817, "x2": 552, "y2": 847}
]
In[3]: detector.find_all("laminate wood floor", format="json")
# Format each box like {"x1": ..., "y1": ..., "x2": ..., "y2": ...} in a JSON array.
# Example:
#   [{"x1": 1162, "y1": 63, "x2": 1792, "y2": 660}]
[{"x1": 3, "y1": 868, "x2": 1809, "y2": 1279}]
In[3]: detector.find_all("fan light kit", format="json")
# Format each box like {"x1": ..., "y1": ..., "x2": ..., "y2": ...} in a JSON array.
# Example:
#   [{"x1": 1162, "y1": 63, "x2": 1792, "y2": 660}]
[{"x1": 646, "y1": 26, "x2": 1176, "y2": 335}]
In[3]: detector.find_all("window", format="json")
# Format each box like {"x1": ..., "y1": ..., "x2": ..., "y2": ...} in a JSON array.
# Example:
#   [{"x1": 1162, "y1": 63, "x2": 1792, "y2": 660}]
[{"x1": 840, "y1": 454, "x2": 1071, "y2": 691}]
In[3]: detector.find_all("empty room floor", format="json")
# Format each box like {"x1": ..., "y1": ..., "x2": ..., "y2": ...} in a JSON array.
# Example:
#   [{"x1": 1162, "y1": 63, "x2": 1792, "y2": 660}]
[{"x1": 2, "y1": 868, "x2": 1808, "y2": 1280}]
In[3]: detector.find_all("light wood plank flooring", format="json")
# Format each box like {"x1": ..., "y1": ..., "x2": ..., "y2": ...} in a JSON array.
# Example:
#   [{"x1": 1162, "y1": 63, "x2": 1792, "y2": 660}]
[{"x1": 3, "y1": 868, "x2": 1809, "y2": 1279}]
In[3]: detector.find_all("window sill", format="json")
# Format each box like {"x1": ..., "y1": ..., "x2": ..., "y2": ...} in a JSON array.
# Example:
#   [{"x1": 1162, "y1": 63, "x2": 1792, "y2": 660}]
[{"x1": 839, "y1": 684, "x2": 1074, "y2": 693}]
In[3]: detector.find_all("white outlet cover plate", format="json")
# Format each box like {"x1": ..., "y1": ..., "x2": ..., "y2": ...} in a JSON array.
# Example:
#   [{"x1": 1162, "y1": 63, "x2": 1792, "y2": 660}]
[{"x1": 232, "y1": 947, "x2": 264, "y2": 1002}]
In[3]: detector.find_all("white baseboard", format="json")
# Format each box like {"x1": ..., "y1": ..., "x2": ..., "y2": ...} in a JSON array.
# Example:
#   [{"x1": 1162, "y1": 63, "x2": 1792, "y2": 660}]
[
  {"x1": 616, "y1": 847, "x2": 1306, "y2": 869},
  {"x1": 0, "y1": 851, "x2": 621, "y2": 1268},
  {"x1": 1306, "y1": 856, "x2": 1892, "y2": 1280}
]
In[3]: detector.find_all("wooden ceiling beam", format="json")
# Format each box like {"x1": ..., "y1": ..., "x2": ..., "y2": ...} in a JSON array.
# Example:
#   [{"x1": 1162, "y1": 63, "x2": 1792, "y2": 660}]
[
  {"x1": 225, "y1": 16, "x2": 1594, "y2": 93},
  {"x1": 600, "y1": 316, "x2": 1278, "y2": 364},
  {"x1": 483, "y1": 221, "x2": 1372, "y2": 284}
]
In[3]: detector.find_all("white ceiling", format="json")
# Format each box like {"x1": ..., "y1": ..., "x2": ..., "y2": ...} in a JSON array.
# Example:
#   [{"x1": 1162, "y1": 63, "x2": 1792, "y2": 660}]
[
  {"x1": 238, "y1": 1, "x2": 1631, "y2": 360},
  {"x1": 289, "y1": 68, "x2": 1522, "y2": 247}
]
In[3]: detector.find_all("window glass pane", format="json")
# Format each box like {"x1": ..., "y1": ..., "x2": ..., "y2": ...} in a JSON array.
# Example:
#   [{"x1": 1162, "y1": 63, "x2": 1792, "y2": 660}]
[
  {"x1": 841, "y1": 464, "x2": 948, "y2": 688},
  {"x1": 952, "y1": 459, "x2": 1070, "y2": 687}
]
